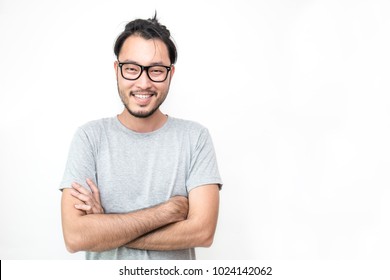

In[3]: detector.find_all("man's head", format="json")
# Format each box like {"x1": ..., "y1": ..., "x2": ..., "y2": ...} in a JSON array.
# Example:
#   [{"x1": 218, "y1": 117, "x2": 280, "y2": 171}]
[
  {"x1": 114, "y1": 13, "x2": 177, "y2": 65},
  {"x1": 114, "y1": 14, "x2": 177, "y2": 119}
]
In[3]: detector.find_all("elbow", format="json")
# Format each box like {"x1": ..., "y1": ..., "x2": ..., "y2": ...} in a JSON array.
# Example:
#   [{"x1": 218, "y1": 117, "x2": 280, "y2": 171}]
[
  {"x1": 201, "y1": 238, "x2": 214, "y2": 248},
  {"x1": 203, "y1": 234, "x2": 215, "y2": 248},
  {"x1": 64, "y1": 231, "x2": 107, "y2": 253},
  {"x1": 65, "y1": 241, "x2": 79, "y2": 254},
  {"x1": 191, "y1": 218, "x2": 218, "y2": 248},
  {"x1": 63, "y1": 232, "x2": 84, "y2": 253},
  {"x1": 64, "y1": 239, "x2": 79, "y2": 254},
  {"x1": 199, "y1": 229, "x2": 215, "y2": 248},
  {"x1": 66, "y1": 244, "x2": 78, "y2": 254}
]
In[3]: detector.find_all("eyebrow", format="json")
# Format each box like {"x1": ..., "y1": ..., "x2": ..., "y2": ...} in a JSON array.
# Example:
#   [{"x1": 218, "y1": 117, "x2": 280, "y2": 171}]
[{"x1": 119, "y1": 59, "x2": 168, "y2": 66}]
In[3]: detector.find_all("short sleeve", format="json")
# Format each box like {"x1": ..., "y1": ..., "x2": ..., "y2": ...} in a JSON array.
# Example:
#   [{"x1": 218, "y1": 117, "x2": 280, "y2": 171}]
[
  {"x1": 59, "y1": 127, "x2": 97, "y2": 191},
  {"x1": 186, "y1": 128, "x2": 223, "y2": 192}
]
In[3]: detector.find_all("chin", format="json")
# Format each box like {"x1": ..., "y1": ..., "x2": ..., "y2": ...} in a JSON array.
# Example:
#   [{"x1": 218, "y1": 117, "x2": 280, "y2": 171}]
[{"x1": 126, "y1": 106, "x2": 159, "y2": 119}]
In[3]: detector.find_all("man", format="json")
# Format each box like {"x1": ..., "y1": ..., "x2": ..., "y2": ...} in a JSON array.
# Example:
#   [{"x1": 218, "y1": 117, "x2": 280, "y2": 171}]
[{"x1": 60, "y1": 14, "x2": 222, "y2": 260}]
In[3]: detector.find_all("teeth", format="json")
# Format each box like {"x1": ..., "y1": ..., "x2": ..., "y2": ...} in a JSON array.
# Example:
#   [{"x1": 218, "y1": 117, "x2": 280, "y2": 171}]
[{"x1": 135, "y1": 94, "x2": 151, "y2": 99}]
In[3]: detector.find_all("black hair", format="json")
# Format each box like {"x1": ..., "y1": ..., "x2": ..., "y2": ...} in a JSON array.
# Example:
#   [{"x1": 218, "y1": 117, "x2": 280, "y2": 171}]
[{"x1": 114, "y1": 13, "x2": 177, "y2": 64}]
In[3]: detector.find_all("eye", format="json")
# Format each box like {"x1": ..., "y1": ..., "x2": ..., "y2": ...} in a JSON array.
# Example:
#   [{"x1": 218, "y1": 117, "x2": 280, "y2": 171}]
[
  {"x1": 149, "y1": 66, "x2": 166, "y2": 76},
  {"x1": 124, "y1": 65, "x2": 139, "y2": 73}
]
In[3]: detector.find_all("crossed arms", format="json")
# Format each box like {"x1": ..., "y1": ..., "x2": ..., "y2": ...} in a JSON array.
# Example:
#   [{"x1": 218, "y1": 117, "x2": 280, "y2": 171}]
[{"x1": 61, "y1": 179, "x2": 219, "y2": 253}]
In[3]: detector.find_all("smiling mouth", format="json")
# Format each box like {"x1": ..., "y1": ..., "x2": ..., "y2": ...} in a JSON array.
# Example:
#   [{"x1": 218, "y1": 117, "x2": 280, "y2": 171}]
[
  {"x1": 132, "y1": 94, "x2": 154, "y2": 99},
  {"x1": 130, "y1": 91, "x2": 156, "y2": 105},
  {"x1": 130, "y1": 91, "x2": 156, "y2": 98}
]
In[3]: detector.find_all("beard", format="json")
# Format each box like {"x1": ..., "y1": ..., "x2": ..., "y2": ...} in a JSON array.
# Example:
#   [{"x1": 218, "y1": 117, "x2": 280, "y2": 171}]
[
  {"x1": 117, "y1": 84, "x2": 168, "y2": 119},
  {"x1": 123, "y1": 95, "x2": 161, "y2": 118}
]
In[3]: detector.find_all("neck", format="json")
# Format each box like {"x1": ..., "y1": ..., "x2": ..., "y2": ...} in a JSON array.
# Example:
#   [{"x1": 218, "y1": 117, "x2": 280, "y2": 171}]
[{"x1": 117, "y1": 109, "x2": 167, "y2": 133}]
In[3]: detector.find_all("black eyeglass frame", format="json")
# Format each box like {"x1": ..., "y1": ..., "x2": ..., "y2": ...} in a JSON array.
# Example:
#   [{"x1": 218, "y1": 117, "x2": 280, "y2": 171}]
[{"x1": 117, "y1": 62, "x2": 172, "y2": 83}]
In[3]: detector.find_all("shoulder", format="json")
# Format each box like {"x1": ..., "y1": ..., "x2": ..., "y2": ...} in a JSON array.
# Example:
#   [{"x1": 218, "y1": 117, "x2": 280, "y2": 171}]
[
  {"x1": 77, "y1": 117, "x2": 114, "y2": 134},
  {"x1": 168, "y1": 116, "x2": 208, "y2": 134},
  {"x1": 167, "y1": 117, "x2": 213, "y2": 148},
  {"x1": 72, "y1": 117, "x2": 115, "y2": 144}
]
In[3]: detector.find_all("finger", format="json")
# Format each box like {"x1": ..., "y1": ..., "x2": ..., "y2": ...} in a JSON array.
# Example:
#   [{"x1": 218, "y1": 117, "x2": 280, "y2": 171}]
[
  {"x1": 86, "y1": 178, "x2": 99, "y2": 193},
  {"x1": 72, "y1": 182, "x2": 92, "y2": 196},
  {"x1": 74, "y1": 204, "x2": 92, "y2": 211},
  {"x1": 86, "y1": 178, "x2": 101, "y2": 201},
  {"x1": 70, "y1": 189, "x2": 92, "y2": 204}
]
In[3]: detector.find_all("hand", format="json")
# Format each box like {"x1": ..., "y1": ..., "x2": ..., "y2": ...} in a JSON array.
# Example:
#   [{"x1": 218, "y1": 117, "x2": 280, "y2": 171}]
[
  {"x1": 166, "y1": 196, "x2": 189, "y2": 222},
  {"x1": 70, "y1": 179, "x2": 104, "y2": 214}
]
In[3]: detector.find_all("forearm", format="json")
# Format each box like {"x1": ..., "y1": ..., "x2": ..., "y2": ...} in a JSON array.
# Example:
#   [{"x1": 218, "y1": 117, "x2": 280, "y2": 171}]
[
  {"x1": 126, "y1": 185, "x2": 220, "y2": 251},
  {"x1": 64, "y1": 207, "x2": 173, "y2": 252},
  {"x1": 125, "y1": 218, "x2": 215, "y2": 251},
  {"x1": 61, "y1": 189, "x2": 187, "y2": 253}
]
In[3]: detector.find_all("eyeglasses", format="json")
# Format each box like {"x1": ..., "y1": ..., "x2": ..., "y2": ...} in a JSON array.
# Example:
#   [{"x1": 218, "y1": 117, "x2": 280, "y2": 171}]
[{"x1": 117, "y1": 62, "x2": 172, "y2": 83}]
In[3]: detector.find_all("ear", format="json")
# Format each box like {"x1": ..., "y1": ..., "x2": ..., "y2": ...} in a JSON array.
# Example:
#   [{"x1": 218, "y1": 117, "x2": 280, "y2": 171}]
[
  {"x1": 169, "y1": 64, "x2": 175, "y2": 81},
  {"x1": 114, "y1": 61, "x2": 119, "y2": 76}
]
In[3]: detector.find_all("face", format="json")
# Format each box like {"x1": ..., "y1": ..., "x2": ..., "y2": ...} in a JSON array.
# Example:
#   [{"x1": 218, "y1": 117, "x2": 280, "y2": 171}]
[{"x1": 115, "y1": 35, "x2": 175, "y2": 119}]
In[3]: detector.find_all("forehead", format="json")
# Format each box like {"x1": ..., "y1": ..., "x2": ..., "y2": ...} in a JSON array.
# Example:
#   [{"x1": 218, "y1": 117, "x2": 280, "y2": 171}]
[{"x1": 118, "y1": 35, "x2": 170, "y2": 65}]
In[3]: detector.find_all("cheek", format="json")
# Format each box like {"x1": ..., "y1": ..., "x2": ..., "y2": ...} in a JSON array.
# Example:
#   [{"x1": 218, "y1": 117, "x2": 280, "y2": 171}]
[
  {"x1": 158, "y1": 82, "x2": 171, "y2": 94},
  {"x1": 118, "y1": 80, "x2": 134, "y2": 93},
  {"x1": 117, "y1": 82, "x2": 129, "y2": 100}
]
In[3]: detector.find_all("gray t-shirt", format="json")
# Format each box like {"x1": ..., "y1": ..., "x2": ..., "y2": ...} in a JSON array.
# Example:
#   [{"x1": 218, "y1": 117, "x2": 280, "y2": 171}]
[{"x1": 60, "y1": 116, "x2": 222, "y2": 260}]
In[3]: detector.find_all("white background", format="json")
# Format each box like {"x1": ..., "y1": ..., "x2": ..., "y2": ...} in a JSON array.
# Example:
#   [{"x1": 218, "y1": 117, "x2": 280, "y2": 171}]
[{"x1": 1, "y1": 0, "x2": 390, "y2": 260}]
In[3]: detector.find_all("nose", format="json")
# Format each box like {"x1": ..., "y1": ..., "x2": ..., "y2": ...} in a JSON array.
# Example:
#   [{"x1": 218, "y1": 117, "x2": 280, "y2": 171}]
[{"x1": 136, "y1": 70, "x2": 153, "y2": 89}]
